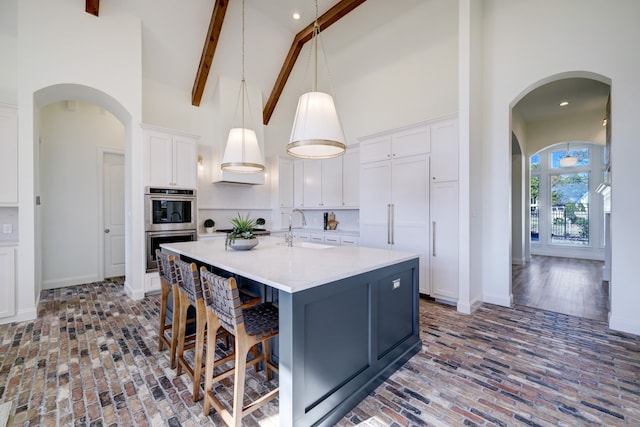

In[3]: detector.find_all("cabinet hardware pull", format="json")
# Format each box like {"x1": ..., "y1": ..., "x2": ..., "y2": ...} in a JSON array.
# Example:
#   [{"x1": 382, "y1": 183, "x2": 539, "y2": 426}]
[
  {"x1": 390, "y1": 203, "x2": 395, "y2": 245},
  {"x1": 432, "y1": 221, "x2": 436, "y2": 257},
  {"x1": 387, "y1": 204, "x2": 391, "y2": 245}
]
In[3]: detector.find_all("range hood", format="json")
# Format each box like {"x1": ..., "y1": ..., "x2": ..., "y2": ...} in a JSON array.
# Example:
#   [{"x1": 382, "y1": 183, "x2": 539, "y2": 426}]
[{"x1": 214, "y1": 169, "x2": 265, "y2": 185}]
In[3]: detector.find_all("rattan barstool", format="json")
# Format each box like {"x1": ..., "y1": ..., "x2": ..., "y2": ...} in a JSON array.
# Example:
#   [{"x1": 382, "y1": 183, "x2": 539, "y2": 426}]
[{"x1": 200, "y1": 266, "x2": 279, "y2": 427}]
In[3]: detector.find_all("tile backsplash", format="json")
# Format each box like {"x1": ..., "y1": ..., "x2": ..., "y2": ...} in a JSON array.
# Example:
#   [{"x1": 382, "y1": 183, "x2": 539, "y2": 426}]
[{"x1": 0, "y1": 207, "x2": 18, "y2": 241}]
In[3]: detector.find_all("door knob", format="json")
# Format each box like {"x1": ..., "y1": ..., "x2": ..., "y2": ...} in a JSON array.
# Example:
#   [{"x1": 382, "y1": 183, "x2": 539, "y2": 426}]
[{"x1": 104, "y1": 229, "x2": 110, "y2": 234}]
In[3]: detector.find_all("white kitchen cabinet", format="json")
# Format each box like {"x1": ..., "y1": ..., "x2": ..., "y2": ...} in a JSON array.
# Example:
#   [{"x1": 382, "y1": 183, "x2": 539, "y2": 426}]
[
  {"x1": 302, "y1": 159, "x2": 322, "y2": 207},
  {"x1": 323, "y1": 234, "x2": 341, "y2": 246},
  {"x1": 298, "y1": 157, "x2": 344, "y2": 209},
  {"x1": 278, "y1": 157, "x2": 294, "y2": 209},
  {"x1": 430, "y1": 181, "x2": 459, "y2": 302},
  {"x1": 360, "y1": 141, "x2": 430, "y2": 294},
  {"x1": 359, "y1": 124, "x2": 430, "y2": 164},
  {"x1": 321, "y1": 157, "x2": 343, "y2": 207},
  {"x1": 142, "y1": 125, "x2": 198, "y2": 189},
  {"x1": 293, "y1": 159, "x2": 304, "y2": 207},
  {"x1": 342, "y1": 146, "x2": 359, "y2": 207},
  {"x1": 310, "y1": 232, "x2": 326, "y2": 243},
  {"x1": 431, "y1": 117, "x2": 459, "y2": 182},
  {"x1": 0, "y1": 246, "x2": 16, "y2": 318},
  {"x1": 339, "y1": 235, "x2": 359, "y2": 246},
  {"x1": 0, "y1": 104, "x2": 18, "y2": 205}
]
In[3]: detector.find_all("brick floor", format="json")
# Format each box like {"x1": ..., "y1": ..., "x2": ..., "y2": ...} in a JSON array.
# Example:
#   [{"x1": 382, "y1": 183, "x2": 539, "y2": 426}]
[{"x1": 0, "y1": 278, "x2": 639, "y2": 426}]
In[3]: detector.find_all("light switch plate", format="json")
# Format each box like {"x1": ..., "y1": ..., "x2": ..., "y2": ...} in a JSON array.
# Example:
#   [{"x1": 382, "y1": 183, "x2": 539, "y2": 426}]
[{"x1": 2, "y1": 224, "x2": 12, "y2": 234}]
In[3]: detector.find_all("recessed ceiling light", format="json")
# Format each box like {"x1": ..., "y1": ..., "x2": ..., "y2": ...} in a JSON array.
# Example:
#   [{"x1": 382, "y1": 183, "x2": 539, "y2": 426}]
[
  {"x1": 559, "y1": 101, "x2": 569, "y2": 107},
  {"x1": 292, "y1": 12, "x2": 301, "y2": 20}
]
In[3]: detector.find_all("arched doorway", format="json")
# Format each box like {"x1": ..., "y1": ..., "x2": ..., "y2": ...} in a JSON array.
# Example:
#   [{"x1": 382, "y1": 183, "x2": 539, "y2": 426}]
[
  {"x1": 509, "y1": 73, "x2": 611, "y2": 320},
  {"x1": 33, "y1": 84, "x2": 132, "y2": 292}
]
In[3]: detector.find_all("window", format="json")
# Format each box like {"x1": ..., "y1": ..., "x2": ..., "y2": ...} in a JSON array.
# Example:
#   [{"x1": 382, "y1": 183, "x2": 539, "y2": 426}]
[
  {"x1": 550, "y1": 147, "x2": 590, "y2": 169},
  {"x1": 550, "y1": 172, "x2": 589, "y2": 245}
]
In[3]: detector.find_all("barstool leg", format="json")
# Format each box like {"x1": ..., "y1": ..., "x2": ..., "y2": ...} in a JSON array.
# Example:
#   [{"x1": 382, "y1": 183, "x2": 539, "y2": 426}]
[
  {"x1": 231, "y1": 337, "x2": 251, "y2": 427},
  {"x1": 169, "y1": 286, "x2": 180, "y2": 369},
  {"x1": 176, "y1": 294, "x2": 190, "y2": 377},
  {"x1": 192, "y1": 299, "x2": 207, "y2": 401},
  {"x1": 159, "y1": 284, "x2": 170, "y2": 351}
]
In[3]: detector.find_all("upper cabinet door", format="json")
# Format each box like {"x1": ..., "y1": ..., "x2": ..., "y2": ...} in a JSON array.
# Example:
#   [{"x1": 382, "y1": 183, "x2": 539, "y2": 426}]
[
  {"x1": 391, "y1": 124, "x2": 430, "y2": 159},
  {"x1": 142, "y1": 125, "x2": 198, "y2": 189},
  {"x1": 321, "y1": 156, "x2": 343, "y2": 207},
  {"x1": 279, "y1": 157, "x2": 294, "y2": 208},
  {"x1": 0, "y1": 105, "x2": 18, "y2": 204},
  {"x1": 173, "y1": 136, "x2": 197, "y2": 189},
  {"x1": 303, "y1": 159, "x2": 322, "y2": 207},
  {"x1": 145, "y1": 132, "x2": 174, "y2": 187},
  {"x1": 430, "y1": 118, "x2": 458, "y2": 183},
  {"x1": 342, "y1": 146, "x2": 359, "y2": 207},
  {"x1": 360, "y1": 135, "x2": 391, "y2": 164}
]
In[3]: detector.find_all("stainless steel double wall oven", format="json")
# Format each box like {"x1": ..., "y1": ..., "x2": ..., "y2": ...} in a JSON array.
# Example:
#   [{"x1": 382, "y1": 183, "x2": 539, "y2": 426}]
[{"x1": 145, "y1": 187, "x2": 197, "y2": 271}]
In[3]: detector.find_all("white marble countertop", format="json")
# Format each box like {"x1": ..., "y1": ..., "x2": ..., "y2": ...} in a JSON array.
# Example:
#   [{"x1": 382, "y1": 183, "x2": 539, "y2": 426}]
[{"x1": 161, "y1": 236, "x2": 417, "y2": 293}]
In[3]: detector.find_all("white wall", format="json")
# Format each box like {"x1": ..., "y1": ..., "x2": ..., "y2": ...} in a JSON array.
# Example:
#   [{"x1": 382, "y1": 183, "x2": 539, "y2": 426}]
[
  {"x1": 39, "y1": 101, "x2": 124, "y2": 288},
  {"x1": 10, "y1": 0, "x2": 144, "y2": 322},
  {"x1": 480, "y1": 0, "x2": 640, "y2": 334}
]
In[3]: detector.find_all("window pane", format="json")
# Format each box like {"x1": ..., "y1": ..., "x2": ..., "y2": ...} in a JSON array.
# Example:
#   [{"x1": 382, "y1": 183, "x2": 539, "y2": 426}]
[
  {"x1": 530, "y1": 176, "x2": 539, "y2": 242},
  {"x1": 530, "y1": 154, "x2": 540, "y2": 170},
  {"x1": 551, "y1": 147, "x2": 590, "y2": 168},
  {"x1": 550, "y1": 173, "x2": 589, "y2": 245}
]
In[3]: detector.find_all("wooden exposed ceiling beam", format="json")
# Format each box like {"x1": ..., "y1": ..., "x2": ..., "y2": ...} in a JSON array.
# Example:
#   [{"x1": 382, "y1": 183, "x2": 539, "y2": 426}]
[
  {"x1": 85, "y1": 0, "x2": 100, "y2": 17},
  {"x1": 192, "y1": 0, "x2": 229, "y2": 106},
  {"x1": 262, "y1": 0, "x2": 367, "y2": 125}
]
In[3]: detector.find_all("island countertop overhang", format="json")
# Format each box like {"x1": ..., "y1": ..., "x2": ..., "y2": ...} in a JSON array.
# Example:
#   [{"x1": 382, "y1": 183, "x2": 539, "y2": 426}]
[{"x1": 160, "y1": 236, "x2": 419, "y2": 293}]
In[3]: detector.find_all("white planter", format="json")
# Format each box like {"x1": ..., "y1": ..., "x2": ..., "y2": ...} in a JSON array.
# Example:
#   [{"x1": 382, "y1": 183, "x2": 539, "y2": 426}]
[{"x1": 228, "y1": 238, "x2": 259, "y2": 251}]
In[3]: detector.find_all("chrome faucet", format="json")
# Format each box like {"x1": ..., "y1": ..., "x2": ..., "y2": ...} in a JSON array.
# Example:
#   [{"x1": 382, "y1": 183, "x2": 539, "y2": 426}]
[{"x1": 286, "y1": 208, "x2": 307, "y2": 247}]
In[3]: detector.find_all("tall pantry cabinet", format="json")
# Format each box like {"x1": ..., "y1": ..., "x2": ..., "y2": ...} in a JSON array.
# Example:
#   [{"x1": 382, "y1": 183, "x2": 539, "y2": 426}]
[
  {"x1": 429, "y1": 118, "x2": 459, "y2": 302},
  {"x1": 359, "y1": 116, "x2": 459, "y2": 303},
  {"x1": 359, "y1": 124, "x2": 431, "y2": 295}
]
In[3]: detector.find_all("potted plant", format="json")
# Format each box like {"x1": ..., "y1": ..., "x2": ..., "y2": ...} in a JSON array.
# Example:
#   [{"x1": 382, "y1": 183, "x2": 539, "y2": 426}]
[
  {"x1": 225, "y1": 213, "x2": 259, "y2": 250},
  {"x1": 203, "y1": 218, "x2": 215, "y2": 233}
]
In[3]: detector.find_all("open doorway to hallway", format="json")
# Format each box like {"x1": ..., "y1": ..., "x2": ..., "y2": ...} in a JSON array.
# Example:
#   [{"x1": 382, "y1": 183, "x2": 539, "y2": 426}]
[
  {"x1": 510, "y1": 76, "x2": 610, "y2": 321},
  {"x1": 39, "y1": 101, "x2": 125, "y2": 289}
]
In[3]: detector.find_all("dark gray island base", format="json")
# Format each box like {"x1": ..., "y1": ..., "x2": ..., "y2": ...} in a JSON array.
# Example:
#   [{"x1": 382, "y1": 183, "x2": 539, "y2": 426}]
[
  {"x1": 279, "y1": 259, "x2": 421, "y2": 426},
  {"x1": 162, "y1": 238, "x2": 420, "y2": 426}
]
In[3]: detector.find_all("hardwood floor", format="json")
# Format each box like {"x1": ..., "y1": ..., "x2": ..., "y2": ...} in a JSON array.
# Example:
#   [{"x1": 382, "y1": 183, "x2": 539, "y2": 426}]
[{"x1": 512, "y1": 255, "x2": 609, "y2": 321}]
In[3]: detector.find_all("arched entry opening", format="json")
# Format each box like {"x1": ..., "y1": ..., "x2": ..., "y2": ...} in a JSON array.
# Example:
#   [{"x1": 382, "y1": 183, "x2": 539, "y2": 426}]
[
  {"x1": 33, "y1": 84, "x2": 132, "y2": 292},
  {"x1": 509, "y1": 72, "x2": 610, "y2": 320}
]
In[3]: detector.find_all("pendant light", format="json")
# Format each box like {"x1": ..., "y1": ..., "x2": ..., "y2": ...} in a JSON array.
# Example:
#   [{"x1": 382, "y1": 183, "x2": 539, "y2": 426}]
[
  {"x1": 559, "y1": 142, "x2": 577, "y2": 167},
  {"x1": 221, "y1": 0, "x2": 264, "y2": 173},
  {"x1": 287, "y1": 0, "x2": 346, "y2": 159}
]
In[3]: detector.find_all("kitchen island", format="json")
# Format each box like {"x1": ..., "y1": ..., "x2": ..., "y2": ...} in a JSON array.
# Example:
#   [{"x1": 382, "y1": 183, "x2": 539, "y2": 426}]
[{"x1": 162, "y1": 236, "x2": 421, "y2": 427}]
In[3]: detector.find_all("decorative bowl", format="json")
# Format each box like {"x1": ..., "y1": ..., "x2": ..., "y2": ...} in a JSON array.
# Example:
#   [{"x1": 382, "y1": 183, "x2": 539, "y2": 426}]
[{"x1": 229, "y1": 238, "x2": 259, "y2": 251}]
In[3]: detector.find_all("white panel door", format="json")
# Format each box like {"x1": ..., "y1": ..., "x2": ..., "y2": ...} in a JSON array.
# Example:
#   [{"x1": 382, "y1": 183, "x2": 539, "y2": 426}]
[
  {"x1": 391, "y1": 154, "x2": 430, "y2": 294},
  {"x1": 104, "y1": 153, "x2": 125, "y2": 278},
  {"x1": 359, "y1": 160, "x2": 391, "y2": 249}
]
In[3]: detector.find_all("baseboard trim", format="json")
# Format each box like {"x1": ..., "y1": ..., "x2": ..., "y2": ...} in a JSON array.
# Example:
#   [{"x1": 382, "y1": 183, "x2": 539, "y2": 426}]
[
  {"x1": 124, "y1": 279, "x2": 145, "y2": 300},
  {"x1": 609, "y1": 314, "x2": 640, "y2": 337},
  {"x1": 43, "y1": 274, "x2": 99, "y2": 289}
]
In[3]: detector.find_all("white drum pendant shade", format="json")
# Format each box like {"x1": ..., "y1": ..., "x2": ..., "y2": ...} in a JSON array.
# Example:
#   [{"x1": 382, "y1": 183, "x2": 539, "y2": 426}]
[
  {"x1": 287, "y1": 91, "x2": 346, "y2": 159},
  {"x1": 221, "y1": 128, "x2": 265, "y2": 173}
]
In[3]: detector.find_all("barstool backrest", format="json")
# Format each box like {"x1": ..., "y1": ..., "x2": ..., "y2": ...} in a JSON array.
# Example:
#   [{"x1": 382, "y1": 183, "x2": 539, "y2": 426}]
[
  {"x1": 156, "y1": 250, "x2": 177, "y2": 284},
  {"x1": 200, "y1": 267, "x2": 243, "y2": 335},
  {"x1": 174, "y1": 259, "x2": 202, "y2": 303}
]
